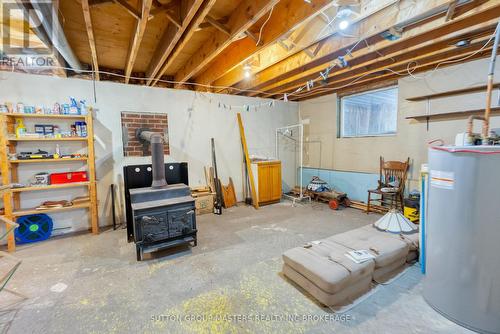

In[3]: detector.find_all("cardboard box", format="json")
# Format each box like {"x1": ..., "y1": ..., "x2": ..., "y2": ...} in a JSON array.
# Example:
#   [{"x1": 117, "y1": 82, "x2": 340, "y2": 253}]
[{"x1": 194, "y1": 193, "x2": 214, "y2": 215}]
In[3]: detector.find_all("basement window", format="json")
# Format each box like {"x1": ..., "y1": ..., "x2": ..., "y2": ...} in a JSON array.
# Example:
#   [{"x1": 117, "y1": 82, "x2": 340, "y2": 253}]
[{"x1": 340, "y1": 86, "x2": 398, "y2": 138}]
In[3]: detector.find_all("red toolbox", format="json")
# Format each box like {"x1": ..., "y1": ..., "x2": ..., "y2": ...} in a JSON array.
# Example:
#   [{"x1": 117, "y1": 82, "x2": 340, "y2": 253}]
[{"x1": 50, "y1": 171, "x2": 88, "y2": 184}]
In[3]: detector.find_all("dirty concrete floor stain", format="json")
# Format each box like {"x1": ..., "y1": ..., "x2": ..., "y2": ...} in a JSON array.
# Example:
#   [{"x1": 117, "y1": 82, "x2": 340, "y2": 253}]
[{"x1": 0, "y1": 203, "x2": 473, "y2": 334}]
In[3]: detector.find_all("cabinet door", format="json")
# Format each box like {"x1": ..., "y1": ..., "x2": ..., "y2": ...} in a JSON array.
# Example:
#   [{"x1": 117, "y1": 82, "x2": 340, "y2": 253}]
[
  {"x1": 258, "y1": 165, "x2": 271, "y2": 203},
  {"x1": 270, "y1": 163, "x2": 282, "y2": 200}
]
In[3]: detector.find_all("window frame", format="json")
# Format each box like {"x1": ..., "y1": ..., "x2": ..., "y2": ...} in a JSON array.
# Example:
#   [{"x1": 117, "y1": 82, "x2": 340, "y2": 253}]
[{"x1": 338, "y1": 86, "x2": 399, "y2": 138}]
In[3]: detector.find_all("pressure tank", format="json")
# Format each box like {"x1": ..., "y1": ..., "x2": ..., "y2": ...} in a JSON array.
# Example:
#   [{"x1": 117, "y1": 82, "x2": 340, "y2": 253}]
[{"x1": 424, "y1": 146, "x2": 500, "y2": 334}]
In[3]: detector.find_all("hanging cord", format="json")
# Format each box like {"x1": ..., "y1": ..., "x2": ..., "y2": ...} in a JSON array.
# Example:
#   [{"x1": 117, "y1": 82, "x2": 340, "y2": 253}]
[{"x1": 256, "y1": 6, "x2": 275, "y2": 46}]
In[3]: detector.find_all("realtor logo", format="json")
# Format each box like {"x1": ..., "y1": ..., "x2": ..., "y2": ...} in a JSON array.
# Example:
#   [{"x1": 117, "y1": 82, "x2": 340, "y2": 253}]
[{"x1": 1, "y1": 0, "x2": 54, "y2": 56}]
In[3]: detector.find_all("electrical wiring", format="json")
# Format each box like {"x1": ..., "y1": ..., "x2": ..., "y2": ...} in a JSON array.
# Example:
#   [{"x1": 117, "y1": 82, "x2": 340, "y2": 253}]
[
  {"x1": 287, "y1": 28, "x2": 499, "y2": 100},
  {"x1": 256, "y1": 6, "x2": 275, "y2": 47},
  {"x1": 28, "y1": 64, "x2": 273, "y2": 96}
]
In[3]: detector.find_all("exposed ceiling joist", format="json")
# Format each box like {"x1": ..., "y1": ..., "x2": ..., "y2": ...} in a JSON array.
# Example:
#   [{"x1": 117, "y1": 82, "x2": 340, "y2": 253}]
[
  {"x1": 290, "y1": 42, "x2": 493, "y2": 101},
  {"x1": 81, "y1": 0, "x2": 100, "y2": 80},
  {"x1": 124, "y1": 0, "x2": 153, "y2": 83},
  {"x1": 238, "y1": 0, "x2": 499, "y2": 97},
  {"x1": 281, "y1": 23, "x2": 496, "y2": 100},
  {"x1": 112, "y1": 0, "x2": 142, "y2": 20},
  {"x1": 210, "y1": 0, "x2": 397, "y2": 93},
  {"x1": 194, "y1": 0, "x2": 334, "y2": 90},
  {"x1": 172, "y1": 0, "x2": 281, "y2": 88},
  {"x1": 146, "y1": 0, "x2": 209, "y2": 85},
  {"x1": 205, "y1": 15, "x2": 230, "y2": 35}
]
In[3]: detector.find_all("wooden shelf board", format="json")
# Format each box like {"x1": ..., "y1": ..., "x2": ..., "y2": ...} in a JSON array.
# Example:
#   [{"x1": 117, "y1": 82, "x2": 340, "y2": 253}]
[
  {"x1": 8, "y1": 137, "x2": 88, "y2": 142},
  {"x1": 9, "y1": 158, "x2": 88, "y2": 164},
  {"x1": 406, "y1": 83, "x2": 500, "y2": 102},
  {"x1": 12, "y1": 202, "x2": 91, "y2": 217},
  {"x1": 11, "y1": 182, "x2": 90, "y2": 193},
  {"x1": 3, "y1": 113, "x2": 87, "y2": 119},
  {"x1": 406, "y1": 107, "x2": 500, "y2": 121}
]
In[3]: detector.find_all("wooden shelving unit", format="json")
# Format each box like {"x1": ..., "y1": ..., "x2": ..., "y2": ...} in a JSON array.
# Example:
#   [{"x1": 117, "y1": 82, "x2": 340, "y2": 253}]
[
  {"x1": 406, "y1": 83, "x2": 500, "y2": 102},
  {"x1": 0, "y1": 113, "x2": 99, "y2": 252},
  {"x1": 8, "y1": 137, "x2": 88, "y2": 142},
  {"x1": 9, "y1": 158, "x2": 88, "y2": 164},
  {"x1": 406, "y1": 107, "x2": 500, "y2": 121}
]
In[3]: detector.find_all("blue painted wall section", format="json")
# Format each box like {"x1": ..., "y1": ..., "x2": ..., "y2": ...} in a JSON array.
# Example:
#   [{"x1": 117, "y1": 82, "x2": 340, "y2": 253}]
[{"x1": 301, "y1": 167, "x2": 379, "y2": 202}]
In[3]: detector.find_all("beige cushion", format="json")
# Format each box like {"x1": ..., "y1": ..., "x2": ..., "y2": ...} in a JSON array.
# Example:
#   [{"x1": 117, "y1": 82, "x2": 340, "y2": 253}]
[
  {"x1": 282, "y1": 240, "x2": 375, "y2": 294},
  {"x1": 326, "y1": 227, "x2": 409, "y2": 268},
  {"x1": 283, "y1": 263, "x2": 373, "y2": 307},
  {"x1": 360, "y1": 224, "x2": 419, "y2": 251},
  {"x1": 373, "y1": 256, "x2": 407, "y2": 282}
]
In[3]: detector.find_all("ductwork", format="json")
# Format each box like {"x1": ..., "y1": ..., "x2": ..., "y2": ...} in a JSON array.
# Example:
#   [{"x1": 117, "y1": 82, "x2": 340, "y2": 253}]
[{"x1": 19, "y1": 1, "x2": 83, "y2": 71}]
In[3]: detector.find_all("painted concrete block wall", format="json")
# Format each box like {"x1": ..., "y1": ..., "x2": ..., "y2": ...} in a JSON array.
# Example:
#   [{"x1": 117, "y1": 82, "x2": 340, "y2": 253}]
[
  {"x1": 301, "y1": 167, "x2": 379, "y2": 202},
  {"x1": 299, "y1": 57, "x2": 500, "y2": 196},
  {"x1": 1, "y1": 71, "x2": 299, "y2": 236}
]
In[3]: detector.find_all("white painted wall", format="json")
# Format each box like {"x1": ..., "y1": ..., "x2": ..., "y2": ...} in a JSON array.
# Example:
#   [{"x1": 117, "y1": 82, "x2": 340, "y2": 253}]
[
  {"x1": 299, "y1": 57, "x2": 500, "y2": 192},
  {"x1": 1, "y1": 71, "x2": 298, "y2": 235}
]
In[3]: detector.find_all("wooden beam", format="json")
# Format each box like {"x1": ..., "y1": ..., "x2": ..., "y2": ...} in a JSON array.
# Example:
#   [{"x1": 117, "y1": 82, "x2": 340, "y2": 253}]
[
  {"x1": 145, "y1": 0, "x2": 209, "y2": 85},
  {"x1": 113, "y1": 0, "x2": 141, "y2": 20},
  {"x1": 263, "y1": 21, "x2": 498, "y2": 98},
  {"x1": 172, "y1": 0, "x2": 280, "y2": 87},
  {"x1": 89, "y1": 0, "x2": 113, "y2": 6},
  {"x1": 289, "y1": 44, "x2": 493, "y2": 101},
  {"x1": 125, "y1": 0, "x2": 153, "y2": 84},
  {"x1": 192, "y1": 0, "x2": 333, "y2": 89},
  {"x1": 237, "y1": 113, "x2": 259, "y2": 210},
  {"x1": 240, "y1": 0, "x2": 500, "y2": 97},
  {"x1": 206, "y1": 15, "x2": 230, "y2": 35},
  {"x1": 149, "y1": 0, "x2": 178, "y2": 19},
  {"x1": 81, "y1": 0, "x2": 100, "y2": 81},
  {"x1": 446, "y1": 0, "x2": 459, "y2": 21}
]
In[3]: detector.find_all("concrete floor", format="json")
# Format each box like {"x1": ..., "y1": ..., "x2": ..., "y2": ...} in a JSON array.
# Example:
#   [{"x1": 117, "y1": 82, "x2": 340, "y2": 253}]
[{"x1": 1, "y1": 202, "x2": 472, "y2": 334}]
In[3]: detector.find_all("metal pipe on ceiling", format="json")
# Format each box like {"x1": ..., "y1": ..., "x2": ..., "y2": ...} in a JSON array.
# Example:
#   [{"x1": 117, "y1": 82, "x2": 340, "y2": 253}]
[{"x1": 19, "y1": 1, "x2": 83, "y2": 72}]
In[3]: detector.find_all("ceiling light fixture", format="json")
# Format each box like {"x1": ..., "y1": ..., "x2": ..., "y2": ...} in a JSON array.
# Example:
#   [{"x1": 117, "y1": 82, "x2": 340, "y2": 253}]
[
  {"x1": 243, "y1": 64, "x2": 252, "y2": 79},
  {"x1": 339, "y1": 20, "x2": 349, "y2": 30}
]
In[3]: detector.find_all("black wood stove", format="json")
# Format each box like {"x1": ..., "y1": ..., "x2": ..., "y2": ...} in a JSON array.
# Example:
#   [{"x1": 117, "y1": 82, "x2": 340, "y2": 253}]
[{"x1": 130, "y1": 130, "x2": 197, "y2": 261}]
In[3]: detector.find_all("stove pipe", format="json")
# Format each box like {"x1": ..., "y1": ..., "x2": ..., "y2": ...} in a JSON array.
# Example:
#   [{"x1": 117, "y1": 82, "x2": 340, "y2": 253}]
[{"x1": 138, "y1": 130, "x2": 168, "y2": 188}]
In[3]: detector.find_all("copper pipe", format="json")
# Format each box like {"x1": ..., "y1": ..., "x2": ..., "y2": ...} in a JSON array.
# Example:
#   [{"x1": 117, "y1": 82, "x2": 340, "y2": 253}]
[
  {"x1": 467, "y1": 115, "x2": 485, "y2": 145},
  {"x1": 482, "y1": 21, "x2": 500, "y2": 144}
]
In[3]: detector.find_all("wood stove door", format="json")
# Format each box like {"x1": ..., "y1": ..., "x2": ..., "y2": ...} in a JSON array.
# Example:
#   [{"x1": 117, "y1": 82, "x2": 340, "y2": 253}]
[
  {"x1": 168, "y1": 206, "x2": 195, "y2": 238},
  {"x1": 135, "y1": 209, "x2": 169, "y2": 244}
]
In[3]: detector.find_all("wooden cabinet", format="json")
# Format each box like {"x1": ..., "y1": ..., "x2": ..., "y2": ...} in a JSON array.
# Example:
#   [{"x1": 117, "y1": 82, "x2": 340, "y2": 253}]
[{"x1": 252, "y1": 161, "x2": 282, "y2": 205}]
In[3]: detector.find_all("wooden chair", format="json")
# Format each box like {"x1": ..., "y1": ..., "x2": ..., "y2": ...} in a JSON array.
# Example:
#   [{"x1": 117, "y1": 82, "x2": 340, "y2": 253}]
[{"x1": 366, "y1": 157, "x2": 410, "y2": 213}]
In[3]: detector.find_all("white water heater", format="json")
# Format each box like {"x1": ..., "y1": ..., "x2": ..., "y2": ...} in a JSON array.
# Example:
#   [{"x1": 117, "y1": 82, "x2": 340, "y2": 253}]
[{"x1": 424, "y1": 146, "x2": 500, "y2": 334}]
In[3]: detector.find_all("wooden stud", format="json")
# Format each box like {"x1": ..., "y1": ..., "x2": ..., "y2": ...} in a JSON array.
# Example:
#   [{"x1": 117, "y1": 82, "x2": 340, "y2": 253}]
[
  {"x1": 237, "y1": 113, "x2": 258, "y2": 209},
  {"x1": 125, "y1": 0, "x2": 153, "y2": 83}
]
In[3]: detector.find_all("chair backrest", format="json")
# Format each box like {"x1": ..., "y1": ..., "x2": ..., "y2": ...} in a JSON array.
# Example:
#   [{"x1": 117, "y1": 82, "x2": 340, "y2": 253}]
[{"x1": 379, "y1": 157, "x2": 410, "y2": 192}]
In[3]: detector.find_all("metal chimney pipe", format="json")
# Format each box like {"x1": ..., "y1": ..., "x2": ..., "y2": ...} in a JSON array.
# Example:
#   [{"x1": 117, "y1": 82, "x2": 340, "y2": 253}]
[
  {"x1": 138, "y1": 131, "x2": 168, "y2": 188},
  {"x1": 150, "y1": 134, "x2": 168, "y2": 188}
]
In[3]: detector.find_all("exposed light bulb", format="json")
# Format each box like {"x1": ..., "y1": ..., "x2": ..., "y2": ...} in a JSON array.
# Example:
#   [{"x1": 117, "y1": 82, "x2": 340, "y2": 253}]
[
  {"x1": 243, "y1": 63, "x2": 252, "y2": 79},
  {"x1": 339, "y1": 20, "x2": 349, "y2": 30}
]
